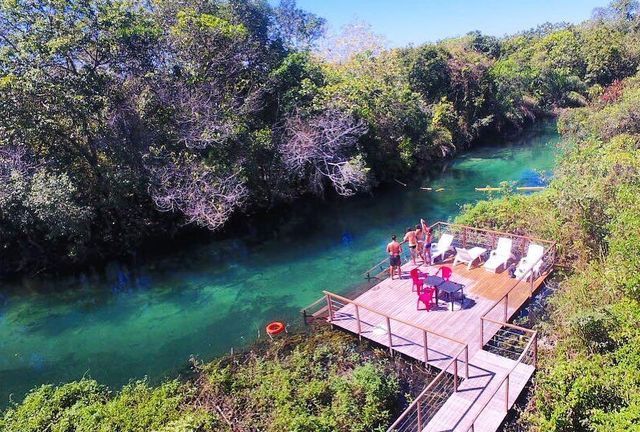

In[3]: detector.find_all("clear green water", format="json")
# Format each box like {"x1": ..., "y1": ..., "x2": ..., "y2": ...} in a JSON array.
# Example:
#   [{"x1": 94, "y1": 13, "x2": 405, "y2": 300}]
[{"x1": 0, "y1": 122, "x2": 560, "y2": 405}]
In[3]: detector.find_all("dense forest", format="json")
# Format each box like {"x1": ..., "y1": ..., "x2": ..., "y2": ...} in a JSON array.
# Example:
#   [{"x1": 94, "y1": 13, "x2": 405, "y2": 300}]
[{"x1": 2, "y1": 0, "x2": 640, "y2": 274}]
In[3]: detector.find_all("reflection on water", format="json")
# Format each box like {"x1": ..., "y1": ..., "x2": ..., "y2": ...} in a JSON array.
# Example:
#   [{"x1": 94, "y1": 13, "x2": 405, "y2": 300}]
[{"x1": 0, "y1": 121, "x2": 560, "y2": 405}]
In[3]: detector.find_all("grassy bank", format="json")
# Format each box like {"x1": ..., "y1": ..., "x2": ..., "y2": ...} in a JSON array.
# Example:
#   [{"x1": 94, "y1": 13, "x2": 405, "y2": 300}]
[{"x1": 455, "y1": 73, "x2": 640, "y2": 431}]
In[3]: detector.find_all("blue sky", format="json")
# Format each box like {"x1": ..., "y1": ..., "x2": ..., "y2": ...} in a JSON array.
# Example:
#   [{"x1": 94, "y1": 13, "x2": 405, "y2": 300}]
[{"x1": 293, "y1": 0, "x2": 607, "y2": 46}]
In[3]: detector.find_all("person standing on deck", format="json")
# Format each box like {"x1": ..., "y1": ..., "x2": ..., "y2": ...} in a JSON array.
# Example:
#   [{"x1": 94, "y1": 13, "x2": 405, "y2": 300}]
[
  {"x1": 402, "y1": 227, "x2": 418, "y2": 265},
  {"x1": 421, "y1": 219, "x2": 432, "y2": 265},
  {"x1": 415, "y1": 224, "x2": 425, "y2": 263},
  {"x1": 387, "y1": 235, "x2": 403, "y2": 279}
]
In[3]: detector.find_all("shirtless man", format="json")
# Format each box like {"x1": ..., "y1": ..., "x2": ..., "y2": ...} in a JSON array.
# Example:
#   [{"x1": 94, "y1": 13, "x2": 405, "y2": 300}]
[
  {"x1": 415, "y1": 224, "x2": 425, "y2": 263},
  {"x1": 387, "y1": 235, "x2": 403, "y2": 279},
  {"x1": 402, "y1": 227, "x2": 418, "y2": 265}
]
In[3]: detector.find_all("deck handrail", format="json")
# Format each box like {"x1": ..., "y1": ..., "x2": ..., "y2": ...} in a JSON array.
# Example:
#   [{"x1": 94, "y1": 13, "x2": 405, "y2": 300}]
[
  {"x1": 322, "y1": 290, "x2": 468, "y2": 350},
  {"x1": 479, "y1": 243, "x2": 556, "y2": 338},
  {"x1": 386, "y1": 345, "x2": 468, "y2": 432},
  {"x1": 430, "y1": 221, "x2": 555, "y2": 248},
  {"x1": 466, "y1": 330, "x2": 538, "y2": 431}
]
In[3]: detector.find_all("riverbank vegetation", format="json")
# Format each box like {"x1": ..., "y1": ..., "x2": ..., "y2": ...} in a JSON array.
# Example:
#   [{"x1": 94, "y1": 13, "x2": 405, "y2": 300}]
[
  {"x1": 456, "y1": 70, "x2": 640, "y2": 431},
  {"x1": 0, "y1": 326, "x2": 431, "y2": 432},
  {"x1": 2, "y1": 0, "x2": 640, "y2": 274}
]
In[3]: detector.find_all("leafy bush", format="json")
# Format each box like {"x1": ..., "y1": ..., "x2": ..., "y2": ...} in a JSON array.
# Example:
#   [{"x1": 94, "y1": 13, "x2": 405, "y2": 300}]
[
  {"x1": 194, "y1": 327, "x2": 401, "y2": 432},
  {"x1": 0, "y1": 379, "x2": 215, "y2": 432}
]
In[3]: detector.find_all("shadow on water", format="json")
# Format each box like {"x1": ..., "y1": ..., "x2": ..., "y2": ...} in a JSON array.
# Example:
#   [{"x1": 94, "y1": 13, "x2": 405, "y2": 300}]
[{"x1": 0, "y1": 121, "x2": 560, "y2": 406}]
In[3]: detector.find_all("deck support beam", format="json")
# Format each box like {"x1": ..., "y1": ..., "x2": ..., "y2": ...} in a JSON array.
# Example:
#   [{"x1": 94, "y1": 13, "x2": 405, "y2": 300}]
[
  {"x1": 386, "y1": 316, "x2": 393, "y2": 355},
  {"x1": 355, "y1": 305, "x2": 361, "y2": 340},
  {"x1": 505, "y1": 374, "x2": 510, "y2": 412},
  {"x1": 423, "y1": 330, "x2": 429, "y2": 363}
]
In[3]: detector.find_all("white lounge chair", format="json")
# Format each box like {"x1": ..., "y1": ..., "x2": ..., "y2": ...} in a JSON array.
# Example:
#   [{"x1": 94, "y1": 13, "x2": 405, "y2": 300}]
[
  {"x1": 514, "y1": 244, "x2": 545, "y2": 281},
  {"x1": 430, "y1": 233, "x2": 454, "y2": 263},
  {"x1": 453, "y1": 247, "x2": 487, "y2": 270},
  {"x1": 483, "y1": 237, "x2": 514, "y2": 273}
]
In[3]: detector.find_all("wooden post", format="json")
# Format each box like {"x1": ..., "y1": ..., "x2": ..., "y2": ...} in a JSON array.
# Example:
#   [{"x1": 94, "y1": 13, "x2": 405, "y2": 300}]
[
  {"x1": 533, "y1": 333, "x2": 538, "y2": 367},
  {"x1": 503, "y1": 293, "x2": 508, "y2": 322},
  {"x1": 326, "y1": 294, "x2": 333, "y2": 322},
  {"x1": 454, "y1": 358, "x2": 459, "y2": 391},
  {"x1": 462, "y1": 227, "x2": 467, "y2": 248},
  {"x1": 423, "y1": 330, "x2": 429, "y2": 364},
  {"x1": 417, "y1": 400, "x2": 423, "y2": 430},
  {"x1": 505, "y1": 375, "x2": 510, "y2": 412},
  {"x1": 386, "y1": 316, "x2": 393, "y2": 355},
  {"x1": 465, "y1": 346, "x2": 469, "y2": 379},
  {"x1": 302, "y1": 309, "x2": 308, "y2": 326},
  {"x1": 530, "y1": 271, "x2": 535, "y2": 296},
  {"x1": 480, "y1": 318, "x2": 485, "y2": 347},
  {"x1": 355, "y1": 305, "x2": 362, "y2": 340}
]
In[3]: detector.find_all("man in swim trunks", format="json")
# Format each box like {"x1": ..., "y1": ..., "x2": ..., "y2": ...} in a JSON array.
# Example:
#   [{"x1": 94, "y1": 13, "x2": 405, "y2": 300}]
[
  {"x1": 403, "y1": 227, "x2": 418, "y2": 265},
  {"x1": 387, "y1": 235, "x2": 402, "y2": 279}
]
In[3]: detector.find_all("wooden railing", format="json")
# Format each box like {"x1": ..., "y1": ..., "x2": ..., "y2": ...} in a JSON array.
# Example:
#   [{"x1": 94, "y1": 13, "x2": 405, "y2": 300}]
[
  {"x1": 480, "y1": 318, "x2": 537, "y2": 365},
  {"x1": 429, "y1": 222, "x2": 556, "y2": 257},
  {"x1": 386, "y1": 345, "x2": 468, "y2": 432},
  {"x1": 480, "y1": 244, "x2": 556, "y2": 343},
  {"x1": 300, "y1": 297, "x2": 330, "y2": 325},
  {"x1": 466, "y1": 326, "x2": 538, "y2": 432},
  {"x1": 323, "y1": 291, "x2": 469, "y2": 376}
]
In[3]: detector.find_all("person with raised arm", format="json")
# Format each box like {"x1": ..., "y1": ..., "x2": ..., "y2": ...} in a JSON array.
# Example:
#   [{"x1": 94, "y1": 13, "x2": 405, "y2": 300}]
[{"x1": 421, "y1": 219, "x2": 432, "y2": 265}]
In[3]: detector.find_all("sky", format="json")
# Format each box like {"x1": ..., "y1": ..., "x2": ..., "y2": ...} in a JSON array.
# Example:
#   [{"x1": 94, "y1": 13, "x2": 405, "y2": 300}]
[{"x1": 293, "y1": 0, "x2": 608, "y2": 46}]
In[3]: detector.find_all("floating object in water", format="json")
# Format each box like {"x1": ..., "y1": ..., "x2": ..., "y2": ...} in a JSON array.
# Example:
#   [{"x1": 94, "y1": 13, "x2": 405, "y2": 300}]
[
  {"x1": 394, "y1": 179, "x2": 407, "y2": 187},
  {"x1": 266, "y1": 321, "x2": 286, "y2": 339},
  {"x1": 475, "y1": 186, "x2": 546, "y2": 192},
  {"x1": 516, "y1": 186, "x2": 546, "y2": 191},
  {"x1": 435, "y1": 188, "x2": 445, "y2": 192},
  {"x1": 420, "y1": 187, "x2": 433, "y2": 191},
  {"x1": 475, "y1": 187, "x2": 501, "y2": 191}
]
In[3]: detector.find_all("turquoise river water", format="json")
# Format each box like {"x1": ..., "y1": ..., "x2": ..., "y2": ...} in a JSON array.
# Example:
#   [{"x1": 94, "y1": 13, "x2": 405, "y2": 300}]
[{"x1": 0, "y1": 121, "x2": 560, "y2": 405}]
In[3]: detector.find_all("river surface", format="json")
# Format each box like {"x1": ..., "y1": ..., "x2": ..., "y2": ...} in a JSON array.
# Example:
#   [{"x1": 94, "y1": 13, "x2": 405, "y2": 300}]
[{"x1": 0, "y1": 121, "x2": 560, "y2": 405}]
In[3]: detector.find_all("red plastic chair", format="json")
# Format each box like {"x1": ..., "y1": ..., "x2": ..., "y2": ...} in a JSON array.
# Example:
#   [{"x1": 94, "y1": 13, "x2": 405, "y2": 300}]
[
  {"x1": 410, "y1": 268, "x2": 423, "y2": 293},
  {"x1": 417, "y1": 286, "x2": 436, "y2": 311},
  {"x1": 436, "y1": 266, "x2": 453, "y2": 303},
  {"x1": 437, "y1": 266, "x2": 452, "y2": 282}
]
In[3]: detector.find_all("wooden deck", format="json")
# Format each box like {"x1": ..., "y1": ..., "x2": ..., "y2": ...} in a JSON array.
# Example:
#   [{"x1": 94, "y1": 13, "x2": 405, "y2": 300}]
[{"x1": 327, "y1": 257, "x2": 548, "y2": 432}]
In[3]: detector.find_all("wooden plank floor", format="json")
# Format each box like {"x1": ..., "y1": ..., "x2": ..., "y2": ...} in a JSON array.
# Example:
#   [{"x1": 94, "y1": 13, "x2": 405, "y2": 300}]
[{"x1": 328, "y1": 257, "x2": 547, "y2": 432}]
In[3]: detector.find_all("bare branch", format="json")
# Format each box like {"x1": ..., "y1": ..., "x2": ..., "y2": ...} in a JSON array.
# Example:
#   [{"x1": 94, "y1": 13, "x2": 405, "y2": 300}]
[
  {"x1": 146, "y1": 150, "x2": 247, "y2": 230},
  {"x1": 281, "y1": 109, "x2": 369, "y2": 196}
]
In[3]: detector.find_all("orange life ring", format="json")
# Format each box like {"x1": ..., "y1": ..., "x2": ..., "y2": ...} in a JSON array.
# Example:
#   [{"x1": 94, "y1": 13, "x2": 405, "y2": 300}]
[{"x1": 266, "y1": 321, "x2": 285, "y2": 336}]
